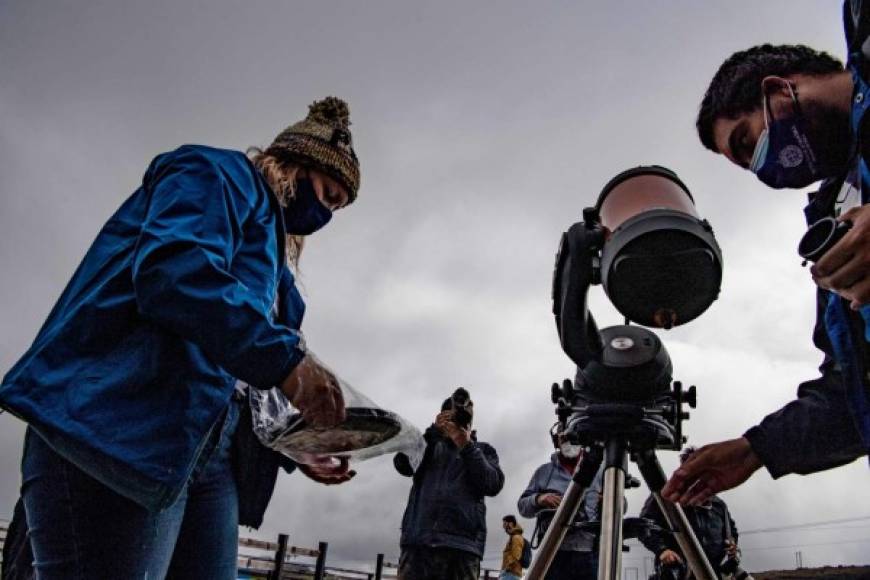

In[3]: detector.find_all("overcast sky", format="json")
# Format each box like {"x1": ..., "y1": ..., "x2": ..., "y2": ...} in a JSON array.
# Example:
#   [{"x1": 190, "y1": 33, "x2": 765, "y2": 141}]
[{"x1": 1, "y1": 0, "x2": 867, "y2": 574}]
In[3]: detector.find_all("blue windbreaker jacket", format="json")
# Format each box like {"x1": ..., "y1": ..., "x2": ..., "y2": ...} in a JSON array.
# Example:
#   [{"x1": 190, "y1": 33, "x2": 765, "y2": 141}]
[
  {"x1": 0, "y1": 144, "x2": 306, "y2": 511},
  {"x1": 743, "y1": 3, "x2": 870, "y2": 475}
]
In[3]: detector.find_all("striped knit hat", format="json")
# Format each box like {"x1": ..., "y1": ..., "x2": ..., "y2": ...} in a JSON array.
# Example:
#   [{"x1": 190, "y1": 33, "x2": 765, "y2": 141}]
[{"x1": 268, "y1": 96, "x2": 360, "y2": 202}]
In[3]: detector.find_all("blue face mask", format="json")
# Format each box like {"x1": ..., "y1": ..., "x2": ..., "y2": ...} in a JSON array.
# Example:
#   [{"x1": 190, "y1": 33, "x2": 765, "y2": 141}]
[
  {"x1": 749, "y1": 83, "x2": 823, "y2": 189},
  {"x1": 281, "y1": 177, "x2": 333, "y2": 235}
]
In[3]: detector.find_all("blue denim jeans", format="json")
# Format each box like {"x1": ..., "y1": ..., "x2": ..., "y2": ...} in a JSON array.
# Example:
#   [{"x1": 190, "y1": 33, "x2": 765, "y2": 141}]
[{"x1": 21, "y1": 400, "x2": 240, "y2": 580}]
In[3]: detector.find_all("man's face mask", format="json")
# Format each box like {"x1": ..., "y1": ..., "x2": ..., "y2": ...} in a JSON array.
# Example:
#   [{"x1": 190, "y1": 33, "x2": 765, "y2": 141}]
[
  {"x1": 749, "y1": 81, "x2": 825, "y2": 189},
  {"x1": 559, "y1": 441, "x2": 583, "y2": 459},
  {"x1": 281, "y1": 177, "x2": 333, "y2": 235}
]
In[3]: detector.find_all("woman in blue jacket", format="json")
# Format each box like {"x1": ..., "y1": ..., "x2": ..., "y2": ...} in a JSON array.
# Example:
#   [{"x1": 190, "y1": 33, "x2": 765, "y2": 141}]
[{"x1": 0, "y1": 96, "x2": 360, "y2": 579}]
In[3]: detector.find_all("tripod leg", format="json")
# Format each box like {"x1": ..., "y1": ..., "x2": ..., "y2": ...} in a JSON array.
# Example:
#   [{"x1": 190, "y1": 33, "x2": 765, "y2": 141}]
[
  {"x1": 635, "y1": 449, "x2": 717, "y2": 580},
  {"x1": 525, "y1": 446, "x2": 603, "y2": 580},
  {"x1": 598, "y1": 438, "x2": 627, "y2": 580}
]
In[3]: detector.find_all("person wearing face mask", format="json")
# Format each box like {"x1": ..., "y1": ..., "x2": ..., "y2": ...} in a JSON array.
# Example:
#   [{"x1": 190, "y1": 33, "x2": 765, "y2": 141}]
[
  {"x1": 516, "y1": 426, "x2": 605, "y2": 580},
  {"x1": 661, "y1": 4, "x2": 870, "y2": 508},
  {"x1": 0, "y1": 96, "x2": 360, "y2": 579}
]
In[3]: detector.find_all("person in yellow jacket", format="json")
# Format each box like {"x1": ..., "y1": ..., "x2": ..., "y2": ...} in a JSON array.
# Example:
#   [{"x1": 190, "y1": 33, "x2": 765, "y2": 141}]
[{"x1": 500, "y1": 515, "x2": 525, "y2": 580}]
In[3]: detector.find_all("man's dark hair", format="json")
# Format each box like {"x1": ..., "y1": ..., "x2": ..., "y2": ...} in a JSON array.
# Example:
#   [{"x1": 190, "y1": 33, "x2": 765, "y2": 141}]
[
  {"x1": 697, "y1": 44, "x2": 844, "y2": 152},
  {"x1": 503, "y1": 515, "x2": 517, "y2": 525}
]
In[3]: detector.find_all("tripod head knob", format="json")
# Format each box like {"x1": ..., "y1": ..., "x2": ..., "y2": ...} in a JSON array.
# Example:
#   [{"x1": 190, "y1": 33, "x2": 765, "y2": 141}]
[
  {"x1": 551, "y1": 379, "x2": 576, "y2": 404},
  {"x1": 686, "y1": 385, "x2": 697, "y2": 409}
]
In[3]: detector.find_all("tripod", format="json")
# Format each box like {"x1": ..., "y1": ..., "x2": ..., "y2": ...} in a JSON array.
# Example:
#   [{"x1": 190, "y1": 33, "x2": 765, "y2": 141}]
[{"x1": 525, "y1": 401, "x2": 717, "y2": 580}]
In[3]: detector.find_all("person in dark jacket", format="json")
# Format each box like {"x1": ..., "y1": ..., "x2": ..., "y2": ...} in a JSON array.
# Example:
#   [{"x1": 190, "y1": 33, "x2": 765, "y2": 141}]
[
  {"x1": 0, "y1": 96, "x2": 359, "y2": 579},
  {"x1": 641, "y1": 448, "x2": 741, "y2": 579},
  {"x1": 517, "y1": 427, "x2": 603, "y2": 580},
  {"x1": 663, "y1": 3, "x2": 870, "y2": 506},
  {"x1": 394, "y1": 388, "x2": 505, "y2": 580}
]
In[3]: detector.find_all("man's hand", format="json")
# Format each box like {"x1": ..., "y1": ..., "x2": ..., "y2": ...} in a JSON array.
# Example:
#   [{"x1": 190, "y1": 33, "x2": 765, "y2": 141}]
[
  {"x1": 298, "y1": 456, "x2": 356, "y2": 485},
  {"x1": 280, "y1": 354, "x2": 346, "y2": 429},
  {"x1": 661, "y1": 437, "x2": 763, "y2": 506},
  {"x1": 812, "y1": 205, "x2": 870, "y2": 309},
  {"x1": 435, "y1": 410, "x2": 471, "y2": 449},
  {"x1": 659, "y1": 549, "x2": 683, "y2": 566},
  {"x1": 725, "y1": 539, "x2": 738, "y2": 558},
  {"x1": 536, "y1": 492, "x2": 562, "y2": 509}
]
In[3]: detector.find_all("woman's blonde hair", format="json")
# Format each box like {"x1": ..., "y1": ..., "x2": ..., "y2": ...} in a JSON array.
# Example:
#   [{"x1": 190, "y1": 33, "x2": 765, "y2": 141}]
[{"x1": 248, "y1": 147, "x2": 305, "y2": 266}]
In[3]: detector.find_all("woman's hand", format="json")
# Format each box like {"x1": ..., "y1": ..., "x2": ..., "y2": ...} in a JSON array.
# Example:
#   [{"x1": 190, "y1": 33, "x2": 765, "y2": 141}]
[
  {"x1": 280, "y1": 354, "x2": 346, "y2": 428},
  {"x1": 298, "y1": 456, "x2": 356, "y2": 486}
]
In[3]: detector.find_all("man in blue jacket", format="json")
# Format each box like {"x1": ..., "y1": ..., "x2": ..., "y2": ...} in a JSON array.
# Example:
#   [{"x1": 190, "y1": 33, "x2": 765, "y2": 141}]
[
  {"x1": 394, "y1": 388, "x2": 505, "y2": 580},
  {"x1": 0, "y1": 96, "x2": 359, "y2": 579},
  {"x1": 663, "y1": 3, "x2": 870, "y2": 505}
]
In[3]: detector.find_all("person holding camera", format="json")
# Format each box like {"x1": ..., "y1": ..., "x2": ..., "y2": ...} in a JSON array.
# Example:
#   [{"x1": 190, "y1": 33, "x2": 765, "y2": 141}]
[
  {"x1": 663, "y1": 2, "x2": 870, "y2": 507},
  {"x1": 393, "y1": 388, "x2": 505, "y2": 580},
  {"x1": 0, "y1": 96, "x2": 359, "y2": 579},
  {"x1": 641, "y1": 448, "x2": 746, "y2": 580},
  {"x1": 517, "y1": 427, "x2": 603, "y2": 580}
]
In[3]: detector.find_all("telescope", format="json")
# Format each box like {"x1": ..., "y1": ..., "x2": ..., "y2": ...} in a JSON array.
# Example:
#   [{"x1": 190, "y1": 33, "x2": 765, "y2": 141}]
[{"x1": 527, "y1": 166, "x2": 723, "y2": 580}]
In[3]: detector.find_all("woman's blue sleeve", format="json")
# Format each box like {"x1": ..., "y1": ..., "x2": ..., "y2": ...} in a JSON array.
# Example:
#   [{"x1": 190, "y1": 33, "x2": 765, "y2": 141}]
[{"x1": 132, "y1": 147, "x2": 304, "y2": 388}]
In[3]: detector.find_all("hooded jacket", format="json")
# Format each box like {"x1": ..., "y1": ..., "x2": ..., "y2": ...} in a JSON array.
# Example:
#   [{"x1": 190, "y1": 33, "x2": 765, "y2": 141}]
[
  {"x1": 394, "y1": 425, "x2": 504, "y2": 558},
  {"x1": 0, "y1": 145, "x2": 305, "y2": 511},
  {"x1": 517, "y1": 452, "x2": 602, "y2": 553},
  {"x1": 501, "y1": 524, "x2": 525, "y2": 576}
]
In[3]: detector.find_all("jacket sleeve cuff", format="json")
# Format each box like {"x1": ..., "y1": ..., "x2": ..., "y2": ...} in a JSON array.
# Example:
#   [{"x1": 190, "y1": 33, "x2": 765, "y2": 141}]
[
  {"x1": 252, "y1": 346, "x2": 306, "y2": 390},
  {"x1": 743, "y1": 425, "x2": 786, "y2": 479},
  {"x1": 459, "y1": 441, "x2": 479, "y2": 457}
]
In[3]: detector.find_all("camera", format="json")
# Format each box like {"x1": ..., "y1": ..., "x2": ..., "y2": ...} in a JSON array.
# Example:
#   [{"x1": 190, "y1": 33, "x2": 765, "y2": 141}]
[
  {"x1": 446, "y1": 388, "x2": 473, "y2": 429},
  {"x1": 719, "y1": 551, "x2": 753, "y2": 579},
  {"x1": 798, "y1": 216, "x2": 852, "y2": 264}
]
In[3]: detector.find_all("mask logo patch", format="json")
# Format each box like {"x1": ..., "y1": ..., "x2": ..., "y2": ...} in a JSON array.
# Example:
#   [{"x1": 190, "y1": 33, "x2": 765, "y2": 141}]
[{"x1": 778, "y1": 144, "x2": 804, "y2": 168}]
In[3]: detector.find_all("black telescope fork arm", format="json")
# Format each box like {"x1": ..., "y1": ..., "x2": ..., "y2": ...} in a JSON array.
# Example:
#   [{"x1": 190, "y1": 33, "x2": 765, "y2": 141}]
[
  {"x1": 635, "y1": 448, "x2": 717, "y2": 580},
  {"x1": 553, "y1": 221, "x2": 605, "y2": 368},
  {"x1": 525, "y1": 446, "x2": 603, "y2": 580}
]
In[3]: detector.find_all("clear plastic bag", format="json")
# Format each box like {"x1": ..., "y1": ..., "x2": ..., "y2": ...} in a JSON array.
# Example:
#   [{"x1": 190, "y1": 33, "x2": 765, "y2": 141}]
[{"x1": 247, "y1": 353, "x2": 424, "y2": 469}]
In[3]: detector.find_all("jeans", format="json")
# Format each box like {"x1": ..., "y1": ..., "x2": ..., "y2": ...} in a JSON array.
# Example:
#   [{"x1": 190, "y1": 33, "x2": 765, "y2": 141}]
[
  {"x1": 21, "y1": 400, "x2": 240, "y2": 580},
  {"x1": 499, "y1": 572, "x2": 522, "y2": 580},
  {"x1": 545, "y1": 550, "x2": 597, "y2": 580}
]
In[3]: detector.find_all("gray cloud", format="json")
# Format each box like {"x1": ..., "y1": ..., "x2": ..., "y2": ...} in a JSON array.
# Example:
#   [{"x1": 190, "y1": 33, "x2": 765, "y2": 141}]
[{"x1": 1, "y1": 0, "x2": 865, "y2": 573}]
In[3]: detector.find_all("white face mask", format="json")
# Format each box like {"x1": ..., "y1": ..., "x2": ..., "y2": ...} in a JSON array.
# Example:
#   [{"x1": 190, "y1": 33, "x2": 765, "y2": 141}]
[{"x1": 559, "y1": 442, "x2": 583, "y2": 459}]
